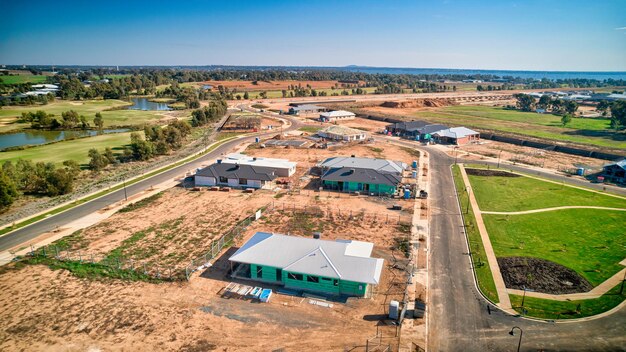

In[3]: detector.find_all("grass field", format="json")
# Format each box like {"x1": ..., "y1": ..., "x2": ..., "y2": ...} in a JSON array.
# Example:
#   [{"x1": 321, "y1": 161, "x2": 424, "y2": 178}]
[
  {"x1": 0, "y1": 100, "x2": 167, "y2": 133},
  {"x1": 0, "y1": 75, "x2": 48, "y2": 85},
  {"x1": 452, "y1": 165, "x2": 500, "y2": 303},
  {"x1": 466, "y1": 172, "x2": 626, "y2": 211},
  {"x1": 509, "y1": 283, "x2": 626, "y2": 319},
  {"x1": 483, "y1": 209, "x2": 626, "y2": 286},
  {"x1": 411, "y1": 105, "x2": 624, "y2": 149},
  {"x1": 0, "y1": 131, "x2": 137, "y2": 165}
]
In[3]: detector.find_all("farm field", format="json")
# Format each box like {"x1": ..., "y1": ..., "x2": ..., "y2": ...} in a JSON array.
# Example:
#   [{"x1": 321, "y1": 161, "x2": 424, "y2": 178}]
[
  {"x1": 0, "y1": 100, "x2": 169, "y2": 133},
  {"x1": 466, "y1": 171, "x2": 626, "y2": 211},
  {"x1": 0, "y1": 131, "x2": 137, "y2": 165},
  {"x1": 0, "y1": 75, "x2": 48, "y2": 85}
]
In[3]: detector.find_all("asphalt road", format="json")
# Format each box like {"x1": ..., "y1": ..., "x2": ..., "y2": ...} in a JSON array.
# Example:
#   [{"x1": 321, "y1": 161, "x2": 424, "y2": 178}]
[
  {"x1": 421, "y1": 145, "x2": 626, "y2": 351},
  {"x1": 0, "y1": 112, "x2": 302, "y2": 252}
]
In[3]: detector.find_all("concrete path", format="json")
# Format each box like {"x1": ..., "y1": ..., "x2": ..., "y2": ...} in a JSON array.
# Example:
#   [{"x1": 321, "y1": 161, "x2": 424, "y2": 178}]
[
  {"x1": 508, "y1": 266, "x2": 626, "y2": 301},
  {"x1": 482, "y1": 205, "x2": 626, "y2": 215},
  {"x1": 458, "y1": 164, "x2": 514, "y2": 313}
]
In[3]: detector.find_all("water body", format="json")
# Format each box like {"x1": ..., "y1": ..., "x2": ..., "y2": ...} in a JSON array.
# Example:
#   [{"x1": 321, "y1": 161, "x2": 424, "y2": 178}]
[
  {"x1": 201, "y1": 84, "x2": 213, "y2": 90},
  {"x1": 0, "y1": 129, "x2": 129, "y2": 150},
  {"x1": 125, "y1": 97, "x2": 171, "y2": 111},
  {"x1": 338, "y1": 66, "x2": 626, "y2": 81}
]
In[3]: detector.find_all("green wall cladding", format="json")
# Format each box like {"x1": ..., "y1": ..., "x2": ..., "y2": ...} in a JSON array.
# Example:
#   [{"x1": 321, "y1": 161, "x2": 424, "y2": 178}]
[
  {"x1": 321, "y1": 180, "x2": 396, "y2": 195},
  {"x1": 248, "y1": 264, "x2": 368, "y2": 297}
]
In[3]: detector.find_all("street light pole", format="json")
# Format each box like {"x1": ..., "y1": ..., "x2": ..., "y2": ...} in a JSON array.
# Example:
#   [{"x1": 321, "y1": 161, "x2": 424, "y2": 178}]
[
  {"x1": 465, "y1": 187, "x2": 470, "y2": 214},
  {"x1": 509, "y1": 326, "x2": 523, "y2": 352},
  {"x1": 123, "y1": 178, "x2": 128, "y2": 201},
  {"x1": 497, "y1": 149, "x2": 503, "y2": 168}
]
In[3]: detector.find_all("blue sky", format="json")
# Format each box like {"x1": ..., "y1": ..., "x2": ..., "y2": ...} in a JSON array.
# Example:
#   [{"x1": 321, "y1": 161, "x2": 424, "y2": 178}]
[{"x1": 1, "y1": 0, "x2": 625, "y2": 71}]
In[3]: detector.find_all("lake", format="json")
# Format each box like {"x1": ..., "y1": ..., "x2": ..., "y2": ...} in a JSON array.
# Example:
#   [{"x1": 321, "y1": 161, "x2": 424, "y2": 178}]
[
  {"x1": 0, "y1": 129, "x2": 129, "y2": 150},
  {"x1": 125, "y1": 97, "x2": 172, "y2": 111}
]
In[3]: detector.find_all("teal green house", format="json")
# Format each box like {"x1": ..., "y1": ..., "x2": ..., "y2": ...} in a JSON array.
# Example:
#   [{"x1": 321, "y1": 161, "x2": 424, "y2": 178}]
[
  {"x1": 229, "y1": 232, "x2": 384, "y2": 297},
  {"x1": 318, "y1": 156, "x2": 406, "y2": 195}
]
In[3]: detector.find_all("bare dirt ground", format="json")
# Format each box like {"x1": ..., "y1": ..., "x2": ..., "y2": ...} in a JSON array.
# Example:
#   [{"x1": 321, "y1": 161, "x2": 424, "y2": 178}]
[
  {"x1": 0, "y1": 140, "x2": 423, "y2": 351},
  {"x1": 498, "y1": 257, "x2": 593, "y2": 294},
  {"x1": 204, "y1": 80, "x2": 362, "y2": 91},
  {"x1": 443, "y1": 139, "x2": 607, "y2": 173}
]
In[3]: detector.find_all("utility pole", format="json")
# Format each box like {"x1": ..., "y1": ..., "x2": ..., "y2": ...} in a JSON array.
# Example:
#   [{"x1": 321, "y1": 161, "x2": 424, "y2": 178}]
[
  {"x1": 497, "y1": 149, "x2": 503, "y2": 168},
  {"x1": 123, "y1": 178, "x2": 128, "y2": 201}
]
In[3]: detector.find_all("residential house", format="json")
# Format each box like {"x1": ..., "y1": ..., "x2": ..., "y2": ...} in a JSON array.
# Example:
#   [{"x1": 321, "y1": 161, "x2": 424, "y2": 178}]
[
  {"x1": 432, "y1": 127, "x2": 480, "y2": 145},
  {"x1": 318, "y1": 125, "x2": 368, "y2": 142},
  {"x1": 601, "y1": 159, "x2": 626, "y2": 184},
  {"x1": 229, "y1": 232, "x2": 384, "y2": 297},
  {"x1": 195, "y1": 162, "x2": 278, "y2": 189},
  {"x1": 288, "y1": 104, "x2": 327, "y2": 115},
  {"x1": 221, "y1": 153, "x2": 297, "y2": 177},
  {"x1": 318, "y1": 156, "x2": 406, "y2": 195}
]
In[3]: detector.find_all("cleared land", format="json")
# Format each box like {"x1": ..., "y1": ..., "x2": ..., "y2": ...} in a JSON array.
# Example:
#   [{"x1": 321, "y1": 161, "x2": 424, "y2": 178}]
[
  {"x1": 0, "y1": 100, "x2": 169, "y2": 133},
  {"x1": 0, "y1": 131, "x2": 137, "y2": 165},
  {"x1": 466, "y1": 171, "x2": 626, "y2": 211}
]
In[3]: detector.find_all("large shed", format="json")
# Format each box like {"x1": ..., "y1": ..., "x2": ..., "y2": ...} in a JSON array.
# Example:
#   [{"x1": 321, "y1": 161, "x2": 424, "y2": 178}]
[
  {"x1": 229, "y1": 232, "x2": 384, "y2": 297},
  {"x1": 601, "y1": 159, "x2": 626, "y2": 184}
]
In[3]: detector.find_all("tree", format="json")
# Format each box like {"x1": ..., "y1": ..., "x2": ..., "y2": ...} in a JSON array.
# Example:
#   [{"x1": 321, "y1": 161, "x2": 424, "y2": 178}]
[
  {"x1": 0, "y1": 170, "x2": 18, "y2": 211},
  {"x1": 537, "y1": 95, "x2": 551, "y2": 109},
  {"x1": 93, "y1": 112, "x2": 104, "y2": 130},
  {"x1": 61, "y1": 110, "x2": 80, "y2": 129},
  {"x1": 129, "y1": 132, "x2": 154, "y2": 161},
  {"x1": 103, "y1": 147, "x2": 116, "y2": 164},
  {"x1": 514, "y1": 93, "x2": 535, "y2": 112},
  {"x1": 610, "y1": 101, "x2": 626, "y2": 130},
  {"x1": 550, "y1": 98, "x2": 564, "y2": 114},
  {"x1": 88, "y1": 148, "x2": 109, "y2": 171},
  {"x1": 597, "y1": 101, "x2": 610, "y2": 116},
  {"x1": 243, "y1": 92, "x2": 249, "y2": 100},
  {"x1": 564, "y1": 100, "x2": 578, "y2": 115},
  {"x1": 561, "y1": 114, "x2": 572, "y2": 127}
]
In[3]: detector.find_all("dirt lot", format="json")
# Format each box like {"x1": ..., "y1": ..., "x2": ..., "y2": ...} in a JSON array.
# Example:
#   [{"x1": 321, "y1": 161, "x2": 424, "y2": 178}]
[
  {"x1": 0, "y1": 140, "x2": 424, "y2": 351},
  {"x1": 443, "y1": 139, "x2": 607, "y2": 174},
  {"x1": 498, "y1": 257, "x2": 593, "y2": 294}
]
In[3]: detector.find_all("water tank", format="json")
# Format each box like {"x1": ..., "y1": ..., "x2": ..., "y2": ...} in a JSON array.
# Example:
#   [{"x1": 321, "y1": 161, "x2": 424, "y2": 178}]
[
  {"x1": 412, "y1": 160, "x2": 418, "y2": 168},
  {"x1": 404, "y1": 190, "x2": 411, "y2": 199},
  {"x1": 576, "y1": 167, "x2": 585, "y2": 176},
  {"x1": 389, "y1": 300, "x2": 400, "y2": 320}
]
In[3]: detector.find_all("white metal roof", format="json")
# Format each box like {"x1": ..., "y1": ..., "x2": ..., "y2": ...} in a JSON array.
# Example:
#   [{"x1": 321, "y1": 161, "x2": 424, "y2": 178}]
[
  {"x1": 320, "y1": 110, "x2": 356, "y2": 118},
  {"x1": 222, "y1": 153, "x2": 296, "y2": 169},
  {"x1": 318, "y1": 156, "x2": 407, "y2": 174},
  {"x1": 229, "y1": 232, "x2": 384, "y2": 284},
  {"x1": 433, "y1": 127, "x2": 479, "y2": 139},
  {"x1": 318, "y1": 125, "x2": 367, "y2": 136}
]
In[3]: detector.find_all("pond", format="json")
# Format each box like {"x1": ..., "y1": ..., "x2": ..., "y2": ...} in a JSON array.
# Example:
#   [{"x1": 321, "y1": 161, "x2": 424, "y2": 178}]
[
  {"x1": 0, "y1": 129, "x2": 130, "y2": 150},
  {"x1": 125, "y1": 97, "x2": 172, "y2": 111}
]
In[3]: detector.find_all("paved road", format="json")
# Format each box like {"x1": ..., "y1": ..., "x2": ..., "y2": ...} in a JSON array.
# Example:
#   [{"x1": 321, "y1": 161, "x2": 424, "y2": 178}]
[
  {"x1": 423, "y1": 145, "x2": 626, "y2": 351},
  {"x1": 0, "y1": 113, "x2": 302, "y2": 252}
]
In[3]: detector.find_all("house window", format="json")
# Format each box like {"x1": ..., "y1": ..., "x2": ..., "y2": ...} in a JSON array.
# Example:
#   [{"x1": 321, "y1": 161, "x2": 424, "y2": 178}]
[
  {"x1": 239, "y1": 178, "x2": 247, "y2": 185},
  {"x1": 219, "y1": 176, "x2": 228, "y2": 183},
  {"x1": 288, "y1": 273, "x2": 303, "y2": 281},
  {"x1": 256, "y1": 266, "x2": 263, "y2": 279},
  {"x1": 307, "y1": 275, "x2": 319, "y2": 283},
  {"x1": 321, "y1": 277, "x2": 332, "y2": 282},
  {"x1": 333, "y1": 279, "x2": 338, "y2": 286}
]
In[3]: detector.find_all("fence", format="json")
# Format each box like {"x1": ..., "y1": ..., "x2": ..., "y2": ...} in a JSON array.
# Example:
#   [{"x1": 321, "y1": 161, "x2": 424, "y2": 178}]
[
  {"x1": 184, "y1": 203, "x2": 274, "y2": 280},
  {"x1": 26, "y1": 244, "x2": 186, "y2": 281}
]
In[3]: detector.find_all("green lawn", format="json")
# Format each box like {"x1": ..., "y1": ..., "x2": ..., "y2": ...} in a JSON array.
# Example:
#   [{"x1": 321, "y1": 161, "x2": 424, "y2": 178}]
[
  {"x1": 467, "y1": 172, "x2": 626, "y2": 212},
  {"x1": 509, "y1": 283, "x2": 626, "y2": 320},
  {"x1": 411, "y1": 105, "x2": 625, "y2": 149},
  {"x1": 0, "y1": 75, "x2": 48, "y2": 85},
  {"x1": 0, "y1": 131, "x2": 138, "y2": 165},
  {"x1": 0, "y1": 100, "x2": 166, "y2": 133},
  {"x1": 483, "y1": 209, "x2": 626, "y2": 286},
  {"x1": 452, "y1": 165, "x2": 500, "y2": 303}
]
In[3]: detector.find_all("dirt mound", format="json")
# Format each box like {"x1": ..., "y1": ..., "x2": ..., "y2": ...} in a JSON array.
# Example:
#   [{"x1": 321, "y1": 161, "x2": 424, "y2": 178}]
[
  {"x1": 465, "y1": 168, "x2": 520, "y2": 177},
  {"x1": 380, "y1": 98, "x2": 458, "y2": 109},
  {"x1": 498, "y1": 257, "x2": 593, "y2": 294}
]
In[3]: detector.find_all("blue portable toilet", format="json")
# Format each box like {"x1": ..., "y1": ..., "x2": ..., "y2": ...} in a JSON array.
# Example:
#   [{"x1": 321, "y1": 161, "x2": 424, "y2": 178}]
[
  {"x1": 412, "y1": 171, "x2": 417, "y2": 179},
  {"x1": 404, "y1": 189, "x2": 411, "y2": 199},
  {"x1": 255, "y1": 137, "x2": 260, "y2": 143},
  {"x1": 576, "y1": 167, "x2": 585, "y2": 176},
  {"x1": 412, "y1": 160, "x2": 418, "y2": 168},
  {"x1": 415, "y1": 135, "x2": 420, "y2": 141}
]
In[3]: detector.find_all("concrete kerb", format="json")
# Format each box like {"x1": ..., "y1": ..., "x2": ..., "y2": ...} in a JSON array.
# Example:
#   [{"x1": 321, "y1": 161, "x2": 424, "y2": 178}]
[{"x1": 0, "y1": 135, "x2": 244, "y2": 239}]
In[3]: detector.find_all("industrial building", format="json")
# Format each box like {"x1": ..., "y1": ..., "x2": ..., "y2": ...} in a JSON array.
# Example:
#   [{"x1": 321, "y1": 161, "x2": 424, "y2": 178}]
[{"x1": 229, "y1": 232, "x2": 384, "y2": 297}]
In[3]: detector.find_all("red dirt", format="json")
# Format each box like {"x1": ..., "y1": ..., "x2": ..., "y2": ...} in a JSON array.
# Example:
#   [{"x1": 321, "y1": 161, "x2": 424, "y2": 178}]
[{"x1": 380, "y1": 98, "x2": 459, "y2": 109}]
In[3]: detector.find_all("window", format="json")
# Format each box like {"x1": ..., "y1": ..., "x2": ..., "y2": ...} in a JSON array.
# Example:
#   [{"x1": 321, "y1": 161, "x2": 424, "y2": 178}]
[
  {"x1": 288, "y1": 273, "x2": 303, "y2": 281},
  {"x1": 239, "y1": 178, "x2": 247, "y2": 185},
  {"x1": 307, "y1": 275, "x2": 319, "y2": 283},
  {"x1": 256, "y1": 266, "x2": 263, "y2": 279},
  {"x1": 219, "y1": 176, "x2": 228, "y2": 183},
  {"x1": 333, "y1": 279, "x2": 338, "y2": 286},
  {"x1": 276, "y1": 269, "x2": 282, "y2": 282},
  {"x1": 321, "y1": 277, "x2": 332, "y2": 282}
]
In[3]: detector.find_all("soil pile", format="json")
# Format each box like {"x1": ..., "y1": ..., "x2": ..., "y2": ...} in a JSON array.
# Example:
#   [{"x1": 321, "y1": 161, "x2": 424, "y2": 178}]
[
  {"x1": 380, "y1": 98, "x2": 458, "y2": 109},
  {"x1": 498, "y1": 257, "x2": 593, "y2": 294},
  {"x1": 465, "y1": 169, "x2": 521, "y2": 177}
]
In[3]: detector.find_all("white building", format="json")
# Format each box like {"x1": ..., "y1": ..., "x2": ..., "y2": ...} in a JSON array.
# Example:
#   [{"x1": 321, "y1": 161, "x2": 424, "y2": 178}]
[
  {"x1": 221, "y1": 153, "x2": 297, "y2": 177},
  {"x1": 319, "y1": 110, "x2": 356, "y2": 122},
  {"x1": 317, "y1": 125, "x2": 368, "y2": 142}
]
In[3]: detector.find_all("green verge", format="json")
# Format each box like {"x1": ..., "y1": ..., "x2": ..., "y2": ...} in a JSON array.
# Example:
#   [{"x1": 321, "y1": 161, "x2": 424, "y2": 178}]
[
  {"x1": 466, "y1": 172, "x2": 626, "y2": 212},
  {"x1": 484, "y1": 209, "x2": 626, "y2": 286},
  {"x1": 452, "y1": 165, "x2": 499, "y2": 303},
  {"x1": 298, "y1": 126, "x2": 322, "y2": 133},
  {"x1": 0, "y1": 135, "x2": 240, "y2": 237},
  {"x1": 509, "y1": 283, "x2": 626, "y2": 320},
  {"x1": 0, "y1": 75, "x2": 48, "y2": 85}
]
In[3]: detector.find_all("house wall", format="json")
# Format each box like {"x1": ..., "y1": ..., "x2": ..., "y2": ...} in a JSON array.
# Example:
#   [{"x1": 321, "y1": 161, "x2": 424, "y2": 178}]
[
  {"x1": 602, "y1": 165, "x2": 626, "y2": 183},
  {"x1": 246, "y1": 264, "x2": 369, "y2": 297},
  {"x1": 321, "y1": 180, "x2": 396, "y2": 195},
  {"x1": 195, "y1": 176, "x2": 216, "y2": 186}
]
